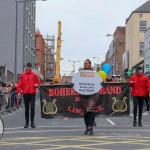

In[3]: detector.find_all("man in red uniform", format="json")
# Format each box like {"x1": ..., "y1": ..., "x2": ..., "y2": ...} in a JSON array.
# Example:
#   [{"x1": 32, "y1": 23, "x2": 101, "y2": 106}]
[
  {"x1": 17, "y1": 63, "x2": 40, "y2": 128},
  {"x1": 129, "y1": 66, "x2": 148, "y2": 126}
]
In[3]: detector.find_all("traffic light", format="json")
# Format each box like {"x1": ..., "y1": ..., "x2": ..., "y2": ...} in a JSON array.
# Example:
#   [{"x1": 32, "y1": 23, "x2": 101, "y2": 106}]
[
  {"x1": 124, "y1": 68, "x2": 131, "y2": 81},
  {"x1": 127, "y1": 70, "x2": 131, "y2": 75},
  {"x1": 124, "y1": 69, "x2": 131, "y2": 75}
]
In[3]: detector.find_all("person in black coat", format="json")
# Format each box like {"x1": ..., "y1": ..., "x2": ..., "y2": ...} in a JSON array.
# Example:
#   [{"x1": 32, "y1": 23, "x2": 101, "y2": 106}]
[{"x1": 80, "y1": 59, "x2": 97, "y2": 135}]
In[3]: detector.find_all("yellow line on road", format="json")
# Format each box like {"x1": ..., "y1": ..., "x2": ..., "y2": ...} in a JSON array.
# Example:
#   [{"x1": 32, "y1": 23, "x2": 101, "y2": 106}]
[{"x1": 1, "y1": 136, "x2": 150, "y2": 149}]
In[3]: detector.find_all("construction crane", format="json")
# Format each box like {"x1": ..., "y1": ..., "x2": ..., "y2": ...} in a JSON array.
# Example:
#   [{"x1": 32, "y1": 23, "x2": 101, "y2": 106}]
[{"x1": 53, "y1": 21, "x2": 63, "y2": 83}]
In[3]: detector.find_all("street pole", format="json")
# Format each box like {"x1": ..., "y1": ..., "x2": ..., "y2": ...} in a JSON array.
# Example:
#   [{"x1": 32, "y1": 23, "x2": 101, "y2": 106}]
[
  {"x1": 14, "y1": 0, "x2": 18, "y2": 82},
  {"x1": 93, "y1": 57, "x2": 100, "y2": 71},
  {"x1": 68, "y1": 60, "x2": 80, "y2": 75}
]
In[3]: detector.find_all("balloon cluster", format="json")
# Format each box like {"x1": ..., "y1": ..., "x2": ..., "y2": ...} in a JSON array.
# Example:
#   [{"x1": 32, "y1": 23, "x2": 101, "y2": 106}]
[{"x1": 97, "y1": 64, "x2": 112, "y2": 81}]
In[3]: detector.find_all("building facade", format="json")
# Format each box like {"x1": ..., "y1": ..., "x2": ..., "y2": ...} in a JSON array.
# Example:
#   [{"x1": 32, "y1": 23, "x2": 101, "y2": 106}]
[
  {"x1": 144, "y1": 27, "x2": 150, "y2": 75},
  {"x1": 35, "y1": 29, "x2": 45, "y2": 80},
  {"x1": 0, "y1": 0, "x2": 36, "y2": 81},
  {"x1": 104, "y1": 27, "x2": 125, "y2": 79},
  {"x1": 126, "y1": 1, "x2": 150, "y2": 70}
]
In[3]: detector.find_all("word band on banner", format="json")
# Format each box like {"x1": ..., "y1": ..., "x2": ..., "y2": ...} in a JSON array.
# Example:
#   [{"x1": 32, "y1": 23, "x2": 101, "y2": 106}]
[{"x1": 71, "y1": 70, "x2": 102, "y2": 95}]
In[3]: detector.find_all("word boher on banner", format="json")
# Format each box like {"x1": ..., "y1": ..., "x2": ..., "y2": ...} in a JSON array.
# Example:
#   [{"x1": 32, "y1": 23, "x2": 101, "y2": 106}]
[{"x1": 71, "y1": 70, "x2": 103, "y2": 95}]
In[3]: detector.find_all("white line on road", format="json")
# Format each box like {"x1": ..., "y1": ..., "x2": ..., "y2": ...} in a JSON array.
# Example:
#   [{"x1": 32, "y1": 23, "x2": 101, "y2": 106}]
[
  {"x1": 4, "y1": 128, "x2": 150, "y2": 134},
  {"x1": 106, "y1": 119, "x2": 116, "y2": 126},
  {"x1": 5, "y1": 124, "x2": 150, "y2": 130}
]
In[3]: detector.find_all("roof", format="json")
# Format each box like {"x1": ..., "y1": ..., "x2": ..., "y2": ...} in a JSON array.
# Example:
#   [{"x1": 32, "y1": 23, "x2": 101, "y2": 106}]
[
  {"x1": 126, "y1": 1, "x2": 150, "y2": 23},
  {"x1": 133, "y1": 1, "x2": 150, "y2": 13}
]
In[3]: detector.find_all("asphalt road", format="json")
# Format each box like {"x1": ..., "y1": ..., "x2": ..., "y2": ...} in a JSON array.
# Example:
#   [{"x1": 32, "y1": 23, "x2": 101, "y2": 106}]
[{"x1": 1, "y1": 100, "x2": 150, "y2": 150}]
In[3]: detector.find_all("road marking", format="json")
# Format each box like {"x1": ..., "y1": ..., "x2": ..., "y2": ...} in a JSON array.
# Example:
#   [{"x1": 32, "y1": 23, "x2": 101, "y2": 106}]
[
  {"x1": 1, "y1": 136, "x2": 150, "y2": 149},
  {"x1": 106, "y1": 119, "x2": 116, "y2": 126},
  {"x1": 4, "y1": 128, "x2": 150, "y2": 134},
  {"x1": 8, "y1": 124, "x2": 150, "y2": 130}
]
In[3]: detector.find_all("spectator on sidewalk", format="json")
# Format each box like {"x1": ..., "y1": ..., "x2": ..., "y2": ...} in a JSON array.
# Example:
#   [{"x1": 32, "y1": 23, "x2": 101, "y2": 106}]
[
  {"x1": 17, "y1": 63, "x2": 40, "y2": 128},
  {"x1": 146, "y1": 74, "x2": 150, "y2": 113},
  {"x1": 129, "y1": 66, "x2": 148, "y2": 127}
]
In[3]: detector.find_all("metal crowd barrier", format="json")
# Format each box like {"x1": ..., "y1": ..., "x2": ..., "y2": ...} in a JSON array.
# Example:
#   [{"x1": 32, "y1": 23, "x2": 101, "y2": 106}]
[
  {"x1": 0, "y1": 91, "x2": 40, "y2": 116},
  {"x1": 0, "y1": 93, "x2": 24, "y2": 116}
]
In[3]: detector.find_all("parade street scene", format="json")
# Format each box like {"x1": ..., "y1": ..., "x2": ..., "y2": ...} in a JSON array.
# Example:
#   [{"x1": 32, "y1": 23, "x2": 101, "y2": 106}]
[{"x1": 1, "y1": 0, "x2": 150, "y2": 150}]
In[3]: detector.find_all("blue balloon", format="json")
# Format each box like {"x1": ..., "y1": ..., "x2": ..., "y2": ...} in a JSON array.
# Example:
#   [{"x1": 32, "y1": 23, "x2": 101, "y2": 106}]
[{"x1": 102, "y1": 64, "x2": 111, "y2": 74}]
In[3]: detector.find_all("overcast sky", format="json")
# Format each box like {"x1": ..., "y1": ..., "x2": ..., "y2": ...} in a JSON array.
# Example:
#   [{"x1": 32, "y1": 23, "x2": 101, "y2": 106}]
[{"x1": 36, "y1": 0, "x2": 148, "y2": 75}]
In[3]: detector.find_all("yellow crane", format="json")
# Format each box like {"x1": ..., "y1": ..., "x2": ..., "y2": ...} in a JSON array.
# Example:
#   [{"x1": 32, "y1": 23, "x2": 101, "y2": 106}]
[{"x1": 53, "y1": 21, "x2": 63, "y2": 83}]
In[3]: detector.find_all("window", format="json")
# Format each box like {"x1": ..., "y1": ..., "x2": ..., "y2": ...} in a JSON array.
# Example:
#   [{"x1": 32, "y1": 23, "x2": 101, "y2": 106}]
[
  {"x1": 139, "y1": 42, "x2": 144, "y2": 56},
  {"x1": 139, "y1": 14, "x2": 143, "y2": 18},
  {"x1": 139, "y1": 21, "x2": 147, "y2": 31}
]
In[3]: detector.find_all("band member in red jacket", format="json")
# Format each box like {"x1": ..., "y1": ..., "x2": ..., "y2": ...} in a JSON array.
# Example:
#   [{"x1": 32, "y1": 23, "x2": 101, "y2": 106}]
[
  {"x1": 129, "y1": 66, "x2": 148, "y2": 127},
  {"x1": 17, "y1": 63, "x2": 40, "y2": 128}
]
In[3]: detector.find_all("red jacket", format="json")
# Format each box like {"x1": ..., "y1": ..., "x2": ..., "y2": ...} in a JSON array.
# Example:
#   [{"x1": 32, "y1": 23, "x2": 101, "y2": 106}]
[
  {"x1": 129, "y1": 74, "x2": 148, "y2": 97},
  {"x1": 147, "y1": 80, "x2": 150, "y2": 94},
  {"x1": 17, "y1": 70, "x2": 40, "y2": 94}
]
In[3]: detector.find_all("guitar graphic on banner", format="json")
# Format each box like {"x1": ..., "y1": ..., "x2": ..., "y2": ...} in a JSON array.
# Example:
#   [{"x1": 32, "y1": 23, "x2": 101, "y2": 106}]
[
  {"x1": 42, "y1": 99, "x2": 58, "y2": 114},
  {"x1": 112, "y1": 97, "x2": 127, "y2": 112}
]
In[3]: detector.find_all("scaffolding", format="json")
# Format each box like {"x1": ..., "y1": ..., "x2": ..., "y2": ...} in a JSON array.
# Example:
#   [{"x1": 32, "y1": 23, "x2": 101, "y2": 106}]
[{"x1": 44, "y1": 35, "x2": 55, "y2": 82}]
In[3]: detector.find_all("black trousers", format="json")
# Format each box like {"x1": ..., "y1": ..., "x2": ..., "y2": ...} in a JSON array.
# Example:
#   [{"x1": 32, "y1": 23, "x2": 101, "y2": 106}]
[
  {"x1": 84, "y1": 112, "x2": 95, "y2": 128},
  {"x1": 23, "y1": 94, "x2": 36, "y2": 124},
  {"x1": 133, "y1": 96, "x2": 144, "y2": 122},
  {"x1": 144, "y1": 96, "x2": 149, "y2": 111}
]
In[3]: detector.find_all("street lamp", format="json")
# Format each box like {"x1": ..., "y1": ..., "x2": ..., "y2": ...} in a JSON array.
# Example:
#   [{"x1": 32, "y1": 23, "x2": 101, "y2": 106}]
[
  {"x1": 106, "y1": 34, "x2": 113, "y2": 37},
  {"x1": 68, "y1": 60, "x2": 80, "y2": 75},
  {"x1": 93, "y1": 57, "x2": 100, "y2": 71},
  {"x1": 14, "y1": 0, "x2": 46, "y2": 82}
]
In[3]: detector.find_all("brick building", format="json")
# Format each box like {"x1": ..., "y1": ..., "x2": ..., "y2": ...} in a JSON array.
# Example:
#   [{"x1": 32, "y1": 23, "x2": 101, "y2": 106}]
[
  {"x1": 113, "y1": 27, "x2": 126, "y2": 76},
  {"x1": 104, "y1": 27, "x2": 126, "y2": 78},
  {"x1": 35, "y1": 29, "x2": 45, "y2": 80}
]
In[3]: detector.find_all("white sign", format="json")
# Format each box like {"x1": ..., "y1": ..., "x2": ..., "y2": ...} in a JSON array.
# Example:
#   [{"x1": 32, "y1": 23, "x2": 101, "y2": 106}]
[{"x1": 71, "y1": 70, "x2": 102, "y2": 95}]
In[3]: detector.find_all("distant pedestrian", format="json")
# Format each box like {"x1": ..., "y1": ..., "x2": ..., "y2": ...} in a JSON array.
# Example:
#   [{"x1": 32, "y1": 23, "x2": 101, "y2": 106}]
[
  {"x1": 129, "y1": 66, "x2": 148, "y2": 127},
  {"x1": 146, "y1": 74, "x2": 150, "y2": 112},
  {"x1": 110, "y1": 76, "x2": 117, "y2": 82},
  {"x1": 17, "y1": 63, "x2": 40, "y2": 128}
]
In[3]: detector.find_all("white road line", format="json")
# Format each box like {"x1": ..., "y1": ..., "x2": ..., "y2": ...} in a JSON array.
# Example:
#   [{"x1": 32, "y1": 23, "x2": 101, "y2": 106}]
[
  {"x1": 107, "y1": 119, "x2": 116, "y2": 126},
  {"x1": 4, "y1": 128, "x2": 150, "y2": 134},
  {"x1": 5, "y1": 124, "x2": 150, "y2": 130}
]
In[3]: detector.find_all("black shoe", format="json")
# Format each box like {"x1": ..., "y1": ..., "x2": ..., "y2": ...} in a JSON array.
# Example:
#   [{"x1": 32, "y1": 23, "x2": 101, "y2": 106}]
[
  {"x1": 138, "y1": 122, "x2": 142, "y2": 127},
  {"x1": 31, "y1": 122, "x2": 36, "y2": 128},
  {"x1": 89, "y1": 128, "x2": 94, "y2": 135},
  {"x1": 133, "y1": 121, "x2": 137, "y2": 126},
  {"x1": 24, "y1": 123, "x2": 29, "y2": 128},
  {"x1": 85, "y1": 128, "x2": 90, "y2": 134}
]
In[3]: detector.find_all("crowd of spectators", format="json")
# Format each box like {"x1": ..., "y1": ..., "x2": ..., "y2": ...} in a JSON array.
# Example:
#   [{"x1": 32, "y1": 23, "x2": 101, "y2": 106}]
[{"x1": 0, "y1": 81, "x2": 21, "y2": 113}]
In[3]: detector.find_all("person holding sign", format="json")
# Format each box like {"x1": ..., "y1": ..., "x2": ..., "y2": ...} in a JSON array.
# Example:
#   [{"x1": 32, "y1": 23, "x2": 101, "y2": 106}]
[{"x1": 79, "y1": 59, "x2": 97, "y2": 135}]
